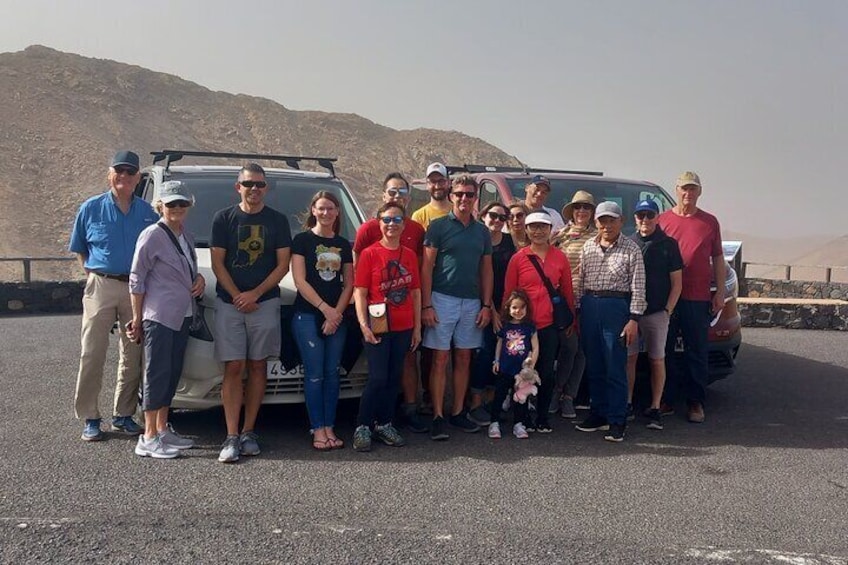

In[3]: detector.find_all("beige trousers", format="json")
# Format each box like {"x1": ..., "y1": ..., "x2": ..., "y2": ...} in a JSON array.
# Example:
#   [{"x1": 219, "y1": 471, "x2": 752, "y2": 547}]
[{"x1": 73, "y1": 273, "x2": 142, "y2": 420}]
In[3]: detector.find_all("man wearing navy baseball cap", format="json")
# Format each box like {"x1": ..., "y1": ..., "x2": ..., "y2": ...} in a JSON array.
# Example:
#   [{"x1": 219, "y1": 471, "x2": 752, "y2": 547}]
[
  {"x1": 522, "y1": 175, "x2": 566, "y2": 233},
  {"x1": 625, "y1": 199, "x2": 682, "y2": 431},
  {"x1": 69, "y1": 150, "x2": 158, "y2": 441}
]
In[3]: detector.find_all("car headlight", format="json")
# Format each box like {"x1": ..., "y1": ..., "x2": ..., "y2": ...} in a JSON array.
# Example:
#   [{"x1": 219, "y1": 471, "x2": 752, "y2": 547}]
[
  {"x1": 725, "y1": 264, "x2": 739, "y2": 301},
  {"x1": 189, "y1": 301, "x2": 214, "y2": 341}
]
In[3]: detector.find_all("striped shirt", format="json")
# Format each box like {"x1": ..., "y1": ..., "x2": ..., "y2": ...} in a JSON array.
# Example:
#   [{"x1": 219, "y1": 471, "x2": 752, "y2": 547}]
[
  {"x1": 553, "y1": 223, "x2": 596, "y2": 291},
  {"x1": 577, "y1": 234, "x2": 646, "y2": 315}
]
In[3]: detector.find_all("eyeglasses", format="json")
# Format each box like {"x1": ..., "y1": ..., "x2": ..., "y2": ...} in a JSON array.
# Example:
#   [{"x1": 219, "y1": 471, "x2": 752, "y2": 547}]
[
  {"x1": 113, "y1": 166, "x2": 138, "y2": 176},
  {"x1": 509, "y1": 212, "x2": 526, "y2": 220},
  {"x1": 451, "y1": 191, "x2": 477, "y2": 200},
  {"x1": 526, "y1": 223, "x2": 551, "y2": 231},
  {"x1": 239, "y1": 180, "x2": 267, "y2": 189},
  {"x1": 385, "y1": 187, "x2": 409, "y2": 197},
  {"x1": 572, "y1": 203, "x2": 594, "y2": 211},
  {"x1": 314, "y1": 206, "x2": 337, "y2": 213},
  {"x1": 635, "y1": 211, "x2": 657, "y2": 220},
  {"x1": 164, "y1": 200, "x2": 191, "y2": 209},
  {"x1": 380, "y1": 215, "x2": 404, "y2": 225},
  {"x1": 486, "y1": 211, "x2": 508, "y2": 222},
  {"x1": 427, "y1": 178, "x2": 448, "y2": 186}
]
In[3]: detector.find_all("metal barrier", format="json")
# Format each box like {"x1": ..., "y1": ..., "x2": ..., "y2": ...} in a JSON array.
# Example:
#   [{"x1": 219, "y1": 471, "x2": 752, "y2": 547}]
[
  {"x1": 741, "y1": 262, "x2": 848, "y2": 283},
  {"x1": 0, "y1": 257, "x2": 77, "y2": 283}
]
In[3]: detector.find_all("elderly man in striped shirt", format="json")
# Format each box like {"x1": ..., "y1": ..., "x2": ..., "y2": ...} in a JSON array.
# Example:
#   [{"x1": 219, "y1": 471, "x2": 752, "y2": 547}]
[{"x1": 574, "y1": 201, "x2": 646, "y2": 442}]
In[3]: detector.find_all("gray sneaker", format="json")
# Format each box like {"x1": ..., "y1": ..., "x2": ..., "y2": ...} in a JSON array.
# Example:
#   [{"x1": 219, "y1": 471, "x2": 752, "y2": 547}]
[
  {"x1": 160, "y1": 424, "x2": 195, "y2": 450},
  {"x1": 468, "y1": 405, "x2": 492, "y2": 426},
  {"x1": 548, "y1": 396, "x2": 560, "y2": 414},
  {"x1": 374, "y1": 423, "x2": 406, "y2": 447},
  {"x1": 239, "y1": 431, "x2": 261, "y2": 456},
  {"x1": 560, "y1": 397, "x2": 577, "y2": 419},
  {"x1": 218, "y1": 435, "x2": 240, "y2": 463},
  {"x1": 135, "y1": 435, "x2": 179, "y2": 459},
  {"x1": 353, "y1": 425, "x2": 372, "y2": 452}
]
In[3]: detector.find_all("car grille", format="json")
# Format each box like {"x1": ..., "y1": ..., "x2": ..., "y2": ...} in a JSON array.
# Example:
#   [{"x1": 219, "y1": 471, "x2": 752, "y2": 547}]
[{"x1": 203, "y1": 371, "x2": 368, "y2": 400}]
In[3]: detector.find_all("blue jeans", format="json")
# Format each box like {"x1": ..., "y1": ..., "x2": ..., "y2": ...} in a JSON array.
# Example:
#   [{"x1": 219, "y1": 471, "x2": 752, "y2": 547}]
[
  {"x1": 292, "y1": 312, "x2": 348, "y2": 430},
  {"x1": 358, "y1": 330, "x2": 412, "y2": 427},
  {"x1": 580, "y1": 295, "x2": 629, "y2": 425},
  {"x1": 664, "y1": 299, "x2": 711, "y2": 406}
]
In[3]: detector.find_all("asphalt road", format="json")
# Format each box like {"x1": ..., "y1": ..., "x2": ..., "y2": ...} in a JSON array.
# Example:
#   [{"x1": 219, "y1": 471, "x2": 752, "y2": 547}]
[{"x1": 1, "y1": 315, "x2": 846, "y2": 564}]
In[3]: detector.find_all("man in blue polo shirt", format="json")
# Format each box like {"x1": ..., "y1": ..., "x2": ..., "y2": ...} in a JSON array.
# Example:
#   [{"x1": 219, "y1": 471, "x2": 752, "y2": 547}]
[
  {"x1": 69, "y1": 151, "x2": 158, "y2": 441},
  {"x1": 421, "y1": 174, "x2": 494, "y2": 441}
]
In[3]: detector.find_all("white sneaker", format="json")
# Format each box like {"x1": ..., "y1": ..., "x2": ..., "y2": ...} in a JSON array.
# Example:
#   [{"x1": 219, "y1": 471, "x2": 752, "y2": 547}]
[
  {"x1": 487, "y1": 422, "x2": 501, "y2": 439},
  {"x1": 513, "y1": 422, "x2": 529, "y2": 439},
  {"x1": 135, "y1": 435, "x2": 180, "y2": 459}
]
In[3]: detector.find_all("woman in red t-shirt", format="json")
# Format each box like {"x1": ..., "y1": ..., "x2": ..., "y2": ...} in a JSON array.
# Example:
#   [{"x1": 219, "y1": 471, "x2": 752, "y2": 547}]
[
  {"x1": 352, "y1": 203, "x2": 421, "y2": 452},
  {"x1": 503, "y1": 211, "x2": 575, "y2": 433}
]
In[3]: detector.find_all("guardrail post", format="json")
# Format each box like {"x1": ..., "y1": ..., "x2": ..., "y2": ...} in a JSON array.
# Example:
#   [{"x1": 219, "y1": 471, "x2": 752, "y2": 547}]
[
  {"x1": 23, "y1": 259, "x2": 31, "y2": 283},
  {"x1": 825, "y1": 267, "x2": 832, "y2": 284},
  {"x1": 784, "y1": 265, "x2": 791, "y2": 281}
]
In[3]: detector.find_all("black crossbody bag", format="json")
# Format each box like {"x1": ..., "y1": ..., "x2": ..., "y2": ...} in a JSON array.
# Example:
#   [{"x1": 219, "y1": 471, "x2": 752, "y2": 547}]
[
  {"x1": 527, "y1": 254, "x2": 574, "y2": 331},
  {"x1": 157, "y1": 223, "x2": 202, "y2": 328}
]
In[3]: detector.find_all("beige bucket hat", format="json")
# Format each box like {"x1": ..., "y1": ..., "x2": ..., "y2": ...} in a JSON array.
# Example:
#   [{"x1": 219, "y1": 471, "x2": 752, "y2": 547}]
[{"x1": 562, "y1": 190, "x2": 596, "y2": 220}]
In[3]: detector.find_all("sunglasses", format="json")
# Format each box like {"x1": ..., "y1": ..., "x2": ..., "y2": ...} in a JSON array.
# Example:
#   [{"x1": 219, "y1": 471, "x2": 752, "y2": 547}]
[
  {"x1": 380, "y1": 215, "x2": 404, "y2": 225},
  {"x1": 486, "y1": 211, "x2": 508, "y2": 222},
  {"x1": 113, "y1": 166, "x2": 138, "y2": 175},
  {"x1": 509, "y1": 212, "x2": 526, "y2": 220},
  {"x1": 386, "y1": 187, "x2": 409, "y2": 197},
  {"x1": 239, "y1": 180, "x2": 267, "y2": 189},
  {"x1": 164, "y1": 200, "x2": 191, "y2": 209},
  {"x1": 451, "y1": 191, "x2": 477, "y2": 200},
  {"x1": 635, "y1": 211, "x2": 657, "y2": 220},
  {"x1": 572, "y1": 203, "x2": 594, "y2": 211}
]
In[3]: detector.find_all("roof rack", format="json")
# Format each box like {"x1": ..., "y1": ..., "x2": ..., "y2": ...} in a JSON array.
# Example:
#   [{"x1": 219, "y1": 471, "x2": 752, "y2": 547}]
[
  {"x1": 459, "y1": 164, "x2": 604, "y2": 177},
  {"x1": 150, "y1": 150, "x2": 338, "y2": 177}
]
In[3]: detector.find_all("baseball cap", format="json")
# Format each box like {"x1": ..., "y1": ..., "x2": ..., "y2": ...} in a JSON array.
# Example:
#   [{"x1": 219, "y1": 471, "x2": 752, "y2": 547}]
[
  {"x1": 524, "y1": 211, "x2": 553, "y2": 226},
  {"x1": 634, "y1": 199, "x2": 660, "y2": 214},
  {"x1": 157, "y1": 180, "x2": 193, "y2": 204},
  {"x1": 595, "y1": 201, "x2": 622, "y2": 219},
  {"x1": 676, "y1": 171, "x2": 701, "y2": 188},
  {"x1": 530, "y1": 174, "x2": 551, "y2": 188},
  {"x1": 111, "y1": 150, "x2": 140, "y2": 170},
  {"x1": 426, "y1": 162, "x2": 448, "y2": 178}
]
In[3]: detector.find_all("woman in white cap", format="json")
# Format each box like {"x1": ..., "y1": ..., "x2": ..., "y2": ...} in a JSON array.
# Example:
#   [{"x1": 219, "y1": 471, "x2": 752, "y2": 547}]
[
  {"x1": 127, "y1": 180, "x2": 205, "y2": 458},
  {"x1": 503, "y1": 210, "x2": 575, "y2": 433},
  {"x1": 550, "y1": 190, "x2": 597, "y2": 418}
]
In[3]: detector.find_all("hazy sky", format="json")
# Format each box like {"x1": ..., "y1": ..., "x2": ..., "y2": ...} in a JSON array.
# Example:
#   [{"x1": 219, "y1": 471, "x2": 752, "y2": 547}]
[{"x1": 2, "y1": 0, "x2": 845, "y2": 237}]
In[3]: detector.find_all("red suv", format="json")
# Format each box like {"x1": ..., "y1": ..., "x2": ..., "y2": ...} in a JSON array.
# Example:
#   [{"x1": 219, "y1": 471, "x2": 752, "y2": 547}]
[{"x1": 412, "y1": 165, "x2": 741, "y2": 380}]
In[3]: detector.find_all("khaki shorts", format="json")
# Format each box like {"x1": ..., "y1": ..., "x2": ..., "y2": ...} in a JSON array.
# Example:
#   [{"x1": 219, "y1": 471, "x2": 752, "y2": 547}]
[{"x1": 627, "y1": 310, "x2": 669, "y2": 360}]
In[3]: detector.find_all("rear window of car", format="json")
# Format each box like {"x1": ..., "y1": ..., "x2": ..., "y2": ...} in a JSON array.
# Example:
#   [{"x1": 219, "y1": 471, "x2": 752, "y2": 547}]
[
  {"x1": 159, "y1": 172, "x2": 362, "y2": 246},
  {"x1": 507, "y1": 178, "x2": 674, "y2": 233}
]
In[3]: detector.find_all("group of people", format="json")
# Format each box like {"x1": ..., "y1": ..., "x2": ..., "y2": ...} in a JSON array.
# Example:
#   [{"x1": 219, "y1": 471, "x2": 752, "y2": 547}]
[{"x1": 70, "y1": 152, "x2": 725, "y2": 462}]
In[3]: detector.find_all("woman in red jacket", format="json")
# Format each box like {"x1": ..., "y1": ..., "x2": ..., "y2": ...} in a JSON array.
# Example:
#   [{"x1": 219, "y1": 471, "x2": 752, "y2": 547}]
[{"x1": 503, "y1": 210, "x2": 575, "y2": 433}]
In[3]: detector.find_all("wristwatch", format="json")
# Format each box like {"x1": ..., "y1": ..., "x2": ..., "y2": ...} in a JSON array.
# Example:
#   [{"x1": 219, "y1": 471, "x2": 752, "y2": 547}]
[
  {"x1": 482, "y1": 304, "x2": 492, "y2": 309},
  {"x1": 423, "y1": 305, "x2": 433, "y2": 310}
]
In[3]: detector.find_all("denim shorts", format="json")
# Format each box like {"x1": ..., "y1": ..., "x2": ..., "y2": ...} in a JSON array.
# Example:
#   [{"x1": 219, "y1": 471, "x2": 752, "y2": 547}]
[
  {"x1": 214, "y1": 297, "x2": 281, "y2": 362},
  {"x1": 422, "y1": 291, "x2": 483, "y2": 350},
  {"x1": 627, "y1": 309, "x2": 670, "y2": 359}
]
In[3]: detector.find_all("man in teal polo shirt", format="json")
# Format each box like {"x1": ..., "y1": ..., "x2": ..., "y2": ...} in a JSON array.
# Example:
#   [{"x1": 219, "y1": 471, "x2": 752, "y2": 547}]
[
  {"x1": 421, "y1": 174, "x2": 493, "y2": 441},
  {"x1": 69, "y1": 151, "x2": 158, "y2": 441}
]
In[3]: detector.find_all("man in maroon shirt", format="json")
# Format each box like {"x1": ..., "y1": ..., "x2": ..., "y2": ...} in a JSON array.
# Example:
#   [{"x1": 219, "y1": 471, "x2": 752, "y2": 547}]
[
  {"x1": 353, "y1": 173, "x2": 428, "y2": 433},
  {"x1": 657, "y1": 171, "x2": 725, "y2": 424}
]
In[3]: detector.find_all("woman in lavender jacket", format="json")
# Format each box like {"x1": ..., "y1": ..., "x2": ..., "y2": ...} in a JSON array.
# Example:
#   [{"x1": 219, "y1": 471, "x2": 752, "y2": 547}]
[{"x1": 127, "y1": 181, "x2": 205, "y2": 459}]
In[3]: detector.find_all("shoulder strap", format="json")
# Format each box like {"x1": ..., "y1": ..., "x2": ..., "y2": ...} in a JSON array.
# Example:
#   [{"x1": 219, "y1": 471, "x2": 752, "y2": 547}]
[
  {"x1": 527, "y1": 254, "x2": 558, "y2": 298},
  {"x1": 157, "y1": 222, "x2": 196, "y2": 280}
]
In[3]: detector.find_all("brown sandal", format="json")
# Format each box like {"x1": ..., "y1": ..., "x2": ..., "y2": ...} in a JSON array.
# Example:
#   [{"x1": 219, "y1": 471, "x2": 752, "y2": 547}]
[
  {"x1": 312, "y1": 438, "x2": 333, "y2": 451},
  {"x1": 327, "y1": 436, "x2": 344, "y2": 449}
]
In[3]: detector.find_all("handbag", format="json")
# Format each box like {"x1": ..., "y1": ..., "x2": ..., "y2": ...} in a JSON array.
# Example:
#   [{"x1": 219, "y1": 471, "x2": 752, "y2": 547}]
[
  {"x1": 527, "y1": 254, "x2": 574, "y2": 331},
  {"x1": 368, "y1": 302, "x2": 390, "y2": 335}
]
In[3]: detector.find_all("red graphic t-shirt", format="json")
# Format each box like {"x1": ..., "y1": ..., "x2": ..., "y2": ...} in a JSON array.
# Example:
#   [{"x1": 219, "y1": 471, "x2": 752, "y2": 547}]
[{"x1": 354, "y1": 242, "x2": 420, "y2": 332}]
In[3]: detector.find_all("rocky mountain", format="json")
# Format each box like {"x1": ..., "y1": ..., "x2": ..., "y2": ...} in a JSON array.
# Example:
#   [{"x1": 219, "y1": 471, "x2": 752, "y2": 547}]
[{"x1": 0, "y1": 45, "x2": 519, "y2": 279}]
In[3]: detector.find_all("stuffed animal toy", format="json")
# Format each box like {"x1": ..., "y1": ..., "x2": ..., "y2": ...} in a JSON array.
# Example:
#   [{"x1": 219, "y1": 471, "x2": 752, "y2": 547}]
[{"x1": 513, "y1": 359, "x2": 541, "y2": 404}]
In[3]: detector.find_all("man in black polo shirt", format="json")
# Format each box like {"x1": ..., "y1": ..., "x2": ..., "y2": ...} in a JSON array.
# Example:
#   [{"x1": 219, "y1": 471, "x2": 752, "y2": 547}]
[{"x1": 625, "y1": 199, "x2": 682, "y2": 430}]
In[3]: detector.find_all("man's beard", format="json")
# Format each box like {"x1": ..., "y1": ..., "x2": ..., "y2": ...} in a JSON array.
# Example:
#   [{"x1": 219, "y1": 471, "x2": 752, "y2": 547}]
[{"x1": 431, "y1": 190, "x2": 447, "y2": 201}]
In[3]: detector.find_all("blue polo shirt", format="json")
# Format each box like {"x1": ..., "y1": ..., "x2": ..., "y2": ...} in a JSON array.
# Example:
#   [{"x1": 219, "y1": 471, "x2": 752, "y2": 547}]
[
  {"x1": 69, "y1": 191, "x2": 158, "y2": 275},
  {"x1": 424, "y1": 211, "x2": 492, "y2": 299}
]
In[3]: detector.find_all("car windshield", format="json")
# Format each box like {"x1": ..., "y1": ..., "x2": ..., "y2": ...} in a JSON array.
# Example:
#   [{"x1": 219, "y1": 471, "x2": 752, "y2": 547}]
[
  {"x1": 161, "y1": 171, "x2": 362, "y2": 246},
  {"x1": 507, "y1": 178, "x2": 675, "y2": 233}
]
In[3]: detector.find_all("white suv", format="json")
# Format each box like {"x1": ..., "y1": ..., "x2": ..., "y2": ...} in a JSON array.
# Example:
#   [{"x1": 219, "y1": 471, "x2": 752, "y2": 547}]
[{"x1": 136, "y1": 150, "x2": 368, "y2": 409}]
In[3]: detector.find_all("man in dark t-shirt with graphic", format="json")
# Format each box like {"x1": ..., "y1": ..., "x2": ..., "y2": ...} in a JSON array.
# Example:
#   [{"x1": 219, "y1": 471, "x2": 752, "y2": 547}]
[{"x1": 210, "y1": 163, "x2": 292, "y2": 463}]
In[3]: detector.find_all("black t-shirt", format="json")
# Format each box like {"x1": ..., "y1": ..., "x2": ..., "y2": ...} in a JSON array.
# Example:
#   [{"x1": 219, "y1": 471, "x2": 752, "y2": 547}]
[
  {"x1": 291, "y1": 230, "x2": 353, "y2": 316},
  {"x1": 210, "y1": 204, "x2": 292, "y2": 303},
  {"x1": 492, "y1": 233, "x2": 516, "y2": 310},
  {"x1": 496, "y1": 321, "x2": 536, "y2": 377},
  {"x1": 631, "y1": 227, "x2": 683, "y2": 315}
]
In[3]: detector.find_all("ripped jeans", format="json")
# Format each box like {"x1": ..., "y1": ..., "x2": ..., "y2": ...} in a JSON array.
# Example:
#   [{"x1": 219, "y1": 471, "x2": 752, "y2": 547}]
[{"x1": 292, "y1": 311, "x2": 348, "y2": 430}]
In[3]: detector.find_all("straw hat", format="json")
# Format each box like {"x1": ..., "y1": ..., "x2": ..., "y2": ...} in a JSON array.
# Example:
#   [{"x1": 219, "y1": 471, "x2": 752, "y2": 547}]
[{"x1": 562, "y1": 190, "x2": 596, "y2": 220}]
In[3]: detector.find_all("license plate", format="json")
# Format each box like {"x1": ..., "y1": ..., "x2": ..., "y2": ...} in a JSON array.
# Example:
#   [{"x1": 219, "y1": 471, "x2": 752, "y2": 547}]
[{"x1": 266, "y1": 360, "x2": 303, "y2": 378}]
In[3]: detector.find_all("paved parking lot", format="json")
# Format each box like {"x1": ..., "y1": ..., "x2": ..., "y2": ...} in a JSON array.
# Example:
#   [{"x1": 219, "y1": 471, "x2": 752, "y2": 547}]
[{"x1": 1, "y1": 315, "x2": 846, "y2": 563}]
